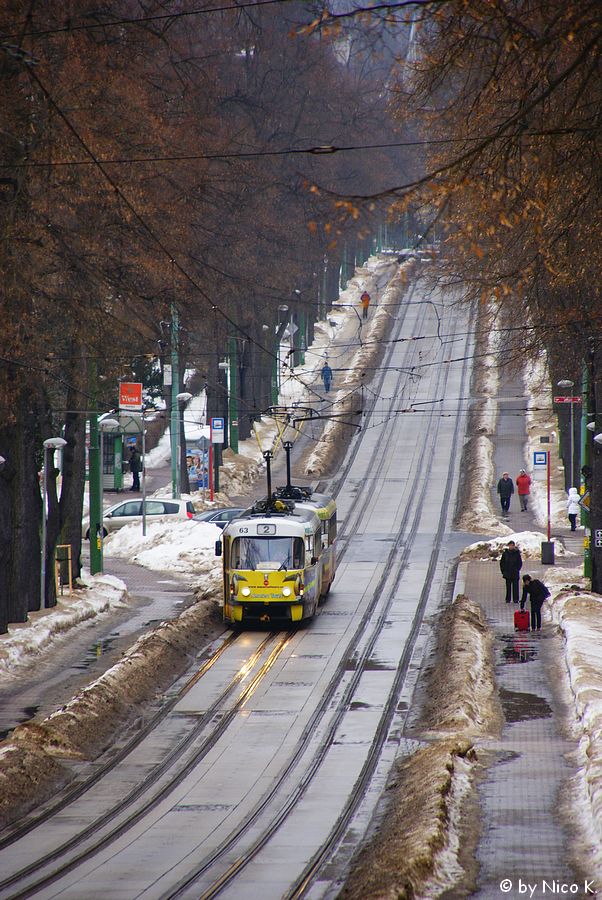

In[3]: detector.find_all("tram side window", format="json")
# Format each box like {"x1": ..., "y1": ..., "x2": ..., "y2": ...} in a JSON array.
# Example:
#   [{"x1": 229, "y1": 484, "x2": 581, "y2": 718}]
[
  {"x1": 329, "y1": 513, "x2": 337, "y2": 544},
  {"x1": 292, "y1": 538, "x2": 304, "y2": 569},
  {"x1": 321, "y1": 521, "x2": 329, "y2": 550}
]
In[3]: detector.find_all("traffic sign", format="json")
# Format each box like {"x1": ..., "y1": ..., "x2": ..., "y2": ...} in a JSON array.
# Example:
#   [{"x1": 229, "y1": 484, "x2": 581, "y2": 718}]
[
  {"x1": 211, "y1": 417, "x2": 225, "y2": 444},
  {"x1": 119, "y1": 382, "x2": 142, "y2": 411},
  {"x1": 553, "y1": 396, "x2": 582, "y2": 404}
]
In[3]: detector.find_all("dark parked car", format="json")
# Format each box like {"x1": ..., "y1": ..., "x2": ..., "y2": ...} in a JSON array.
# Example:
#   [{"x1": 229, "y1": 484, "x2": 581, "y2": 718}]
[{"x1": 192, "y1": 507, "x2": 246, "y2": 529}]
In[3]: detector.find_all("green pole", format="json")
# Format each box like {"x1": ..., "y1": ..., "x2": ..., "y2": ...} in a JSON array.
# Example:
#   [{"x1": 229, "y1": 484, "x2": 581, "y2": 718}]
[
  {"x1": 582, "y1": 362, "x2": 592, "y2": 578},
  {"x1": 229, "y1": 337, "x2": 239, "y2": 453},
  {"x1": 271, "y1": 354, "x2": 279, "y2": 406},
  {"x1": 170, "y1": 302, "x2": 179, "y2": 498},
  {"x1": 88, "y1": 361, "x2": 101, "y2": 575}
]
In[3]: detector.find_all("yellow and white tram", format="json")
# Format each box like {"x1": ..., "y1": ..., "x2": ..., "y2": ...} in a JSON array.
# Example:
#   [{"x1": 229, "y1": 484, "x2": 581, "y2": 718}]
[
  {"x1": 277, "y1": 490, "x2": 337, "y2": 600},
  {"x1": 216, "y1": 501, "x2": 324, "y2": 627}
]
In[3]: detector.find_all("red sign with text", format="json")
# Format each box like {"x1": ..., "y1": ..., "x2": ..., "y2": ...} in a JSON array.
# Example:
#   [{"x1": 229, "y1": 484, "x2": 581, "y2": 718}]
[{"x1": 119, "y1": 382, "x2": 143, "y2": 411}]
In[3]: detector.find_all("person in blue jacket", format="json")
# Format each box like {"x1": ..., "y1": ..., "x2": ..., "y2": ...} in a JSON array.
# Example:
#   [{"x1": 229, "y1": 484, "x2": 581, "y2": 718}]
[{"x1": 321, "y1": 362, "x2": 333, "y2": 392}]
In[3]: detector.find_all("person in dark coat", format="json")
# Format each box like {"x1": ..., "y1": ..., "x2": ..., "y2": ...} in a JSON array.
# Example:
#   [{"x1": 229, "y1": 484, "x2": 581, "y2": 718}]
[
  {"x1": 520, "y1": 574, "x2": 550, "y2": 631},
  {"x1": 500, "y1": 540, "x2": 522, "y2": 604},
  {"x1": 129, "y1": 447, "x2": 141, "y2": 491},
  {"x1": 496, "y1": 472, "x2": 514, "y2": 516}
]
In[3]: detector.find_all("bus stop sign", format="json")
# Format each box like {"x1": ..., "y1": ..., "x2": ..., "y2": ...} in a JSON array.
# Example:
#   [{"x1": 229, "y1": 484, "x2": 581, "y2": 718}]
[{"x1": 211, "y1": 417, "x2": 224, "y2": 444}]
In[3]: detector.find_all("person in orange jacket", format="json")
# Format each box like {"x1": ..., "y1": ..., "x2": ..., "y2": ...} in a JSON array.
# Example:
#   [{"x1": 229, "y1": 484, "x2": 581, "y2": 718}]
[
  {"x1": 360, "y1": 290, "x2": 371, "y2": 320},
  {"x1": 516, "y1": 468, "x2": 531, "y2": 512}
]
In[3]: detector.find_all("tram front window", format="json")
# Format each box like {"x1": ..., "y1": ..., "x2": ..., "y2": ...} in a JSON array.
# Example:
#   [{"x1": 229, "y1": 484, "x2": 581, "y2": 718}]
[{"x1": 232, "y1": 537, "x2": 304, "y2": 571}]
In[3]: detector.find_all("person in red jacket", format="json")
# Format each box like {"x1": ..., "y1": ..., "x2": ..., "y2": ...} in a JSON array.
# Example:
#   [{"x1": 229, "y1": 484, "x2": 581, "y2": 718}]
[{"x1": 516, "y1": 468, "x2": 531, "y2": 512}]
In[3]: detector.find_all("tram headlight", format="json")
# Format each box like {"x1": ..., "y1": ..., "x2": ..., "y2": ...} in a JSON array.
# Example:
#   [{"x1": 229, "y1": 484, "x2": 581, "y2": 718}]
[
  {"x1": 241, "y1": 586, "x2": 251, "y2": 597},
  {"x1": 282, "y1": 587, "x2": 292, "y2": 597}
]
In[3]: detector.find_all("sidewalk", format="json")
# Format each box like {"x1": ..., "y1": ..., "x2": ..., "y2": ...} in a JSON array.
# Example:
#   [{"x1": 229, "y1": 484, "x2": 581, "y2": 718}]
[{"x1": 462, "y1": 369, "x2": 586, "y2": 894}]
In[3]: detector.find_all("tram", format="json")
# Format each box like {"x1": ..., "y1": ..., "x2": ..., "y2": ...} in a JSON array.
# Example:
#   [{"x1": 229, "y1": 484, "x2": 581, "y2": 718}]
[
  {"x1": 216, "y1": 498, "x2": 323, "y2": 626},
  {"x1": 215, "y1": 444, "x2": 337, "y2": 627}
]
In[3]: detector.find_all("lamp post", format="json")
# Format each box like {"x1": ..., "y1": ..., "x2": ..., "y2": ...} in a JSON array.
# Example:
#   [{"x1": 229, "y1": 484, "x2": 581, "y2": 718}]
[
  {"x1": 98, "y1": 418, "x2": 119, "y2": 571},
  {"x1": 41, "y1": 437, "x2": 67, "y2": 609},
  {"x1": 558, "y1": 379, "x2": 575, "y2": 487},
  {"x1": 277, "y1": 305, "x2": 289, "y2": 400},
  {"x1": 175, "y1": 392, "x2": 192, "y2": 498}
]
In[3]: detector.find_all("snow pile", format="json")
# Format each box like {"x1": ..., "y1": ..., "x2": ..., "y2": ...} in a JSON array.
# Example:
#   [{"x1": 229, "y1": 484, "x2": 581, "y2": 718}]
[
  {"x1": 0, "y1": 574, "x2": 127, "y2": 679},
  {"x1": 0, "y1": 597, "x2": 220, "y2": 828},
  {"x1": 456, "y1": 324, "x2": 512, "y2": 536},
  {"x1": 343, "y1": 595, "x2": 499, "y2": 899},
  {"x1": 104, "y1": 516, "x2": 222, "y2": 585},
  {"x1": 461, "y1": 530, "x2": 576, "y2": 561},
  {"x1": 545, "y1": 585, "x2": 602, "y2": 872},
  {"x1": 305, "y1": 263, "x2": 411, "y2": 476}
]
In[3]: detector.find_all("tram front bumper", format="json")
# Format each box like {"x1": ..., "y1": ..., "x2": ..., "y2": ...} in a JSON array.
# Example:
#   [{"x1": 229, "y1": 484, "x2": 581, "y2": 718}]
[{"x1": 225, "y1": 599, "x2": 305, "y2": 624}]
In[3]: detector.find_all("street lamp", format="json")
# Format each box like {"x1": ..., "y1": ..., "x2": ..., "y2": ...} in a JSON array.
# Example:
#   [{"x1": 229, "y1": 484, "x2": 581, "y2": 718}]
[
  {"x1": 175, "y1": 391, "x2": 192, "y2": 498},
  {"x1": 40, "y1": 437, "x2": 67, "y2": 609},
  {"x1": 98, "y1": 418, "x2": 119, "y2": 571},
  {"x1": 558, "y1": 379, "x2": 575, "y2": 486}
]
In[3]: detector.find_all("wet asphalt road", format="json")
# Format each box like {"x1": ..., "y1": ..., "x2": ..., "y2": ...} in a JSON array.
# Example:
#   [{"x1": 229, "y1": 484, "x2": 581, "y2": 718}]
[{"x1": 0, "y1": 548, "x2": 198, "y2": 742}]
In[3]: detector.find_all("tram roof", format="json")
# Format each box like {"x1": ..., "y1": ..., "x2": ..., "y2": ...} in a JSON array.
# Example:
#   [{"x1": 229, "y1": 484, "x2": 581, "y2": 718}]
[
  {"x1": 224, "y1": 512, "x2": 319, "y2": 538},
  {"x1": 294, "y1": 493, "x2": 336, "y2": 520}
]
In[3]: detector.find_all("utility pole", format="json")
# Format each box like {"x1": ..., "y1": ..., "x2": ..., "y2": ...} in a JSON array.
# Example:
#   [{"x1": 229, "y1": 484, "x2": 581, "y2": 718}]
[
  {"x1": 170, "y1": 302, "x2": 180, "y2": 499},
  {"x1": 229, "y1": 336, "x2": 239, "y2": 453},
  {"x1": 88, "y1": 360, "x2": 101, "y2": 575}
]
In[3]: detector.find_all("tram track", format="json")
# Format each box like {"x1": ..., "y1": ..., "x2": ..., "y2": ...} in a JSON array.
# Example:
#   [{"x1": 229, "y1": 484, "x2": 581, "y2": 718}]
[
  {"x1": 0, "y1": 632, "x2": 293, "y2": 897},
  {"x1": 161, "y1": 293, "x2": 473, "y2": 898},
  {"x1": 0, "y1": 278, "x2": 474, "y2": 900}
]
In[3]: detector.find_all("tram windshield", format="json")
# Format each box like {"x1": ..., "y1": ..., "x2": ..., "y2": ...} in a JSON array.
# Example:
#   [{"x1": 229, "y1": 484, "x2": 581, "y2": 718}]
[{"x1": 232, "y1": 536, "x2": 304, "y2": 571}]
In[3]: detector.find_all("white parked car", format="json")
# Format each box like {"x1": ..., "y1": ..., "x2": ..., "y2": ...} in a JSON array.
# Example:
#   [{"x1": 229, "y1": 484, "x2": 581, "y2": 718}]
[{"x1": 84, "y1": 497, "x2": 195, "y2": 538}]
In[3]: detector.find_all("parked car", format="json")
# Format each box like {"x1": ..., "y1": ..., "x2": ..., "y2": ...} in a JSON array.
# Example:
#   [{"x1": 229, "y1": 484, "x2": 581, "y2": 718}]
[
  {"x1": 192, "y1": 507, "x2": 246, "y2": 529},
  {"x1": 84, "y1": 498, "x2": 195, "y2": 538}
]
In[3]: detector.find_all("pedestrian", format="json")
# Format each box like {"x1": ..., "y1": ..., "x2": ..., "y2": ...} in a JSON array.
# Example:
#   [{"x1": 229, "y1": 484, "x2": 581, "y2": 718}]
[
  {"x1": 321, "y1": 362, "x2": 333, "y2": 392},
  {"x1": 129, "y1": 446, "x2": 141, "y2": 491},
  {"x1": 520, "y1": 574, "x2": 550, "y2": 631},
  {"x1": 360, "y1": 290, "x2": 371, "y2": 320},
  {"x1": 516, "y1": 468, "x2": 531, "y2": 512},
  {"x1": 566, "y1": 487, "x2": 580, "y2": 531},
  {"x1": 500, "y1": 540, "x2": 522, "y2": 604},
  {"x1": 496, "y1": 471, "x2": 514, "y2": 516}
]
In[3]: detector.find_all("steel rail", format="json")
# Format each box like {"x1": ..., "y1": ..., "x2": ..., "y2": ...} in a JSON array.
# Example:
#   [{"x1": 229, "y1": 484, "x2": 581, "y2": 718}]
[
  {"x1": 0, "y1": 633, "x2": 292, "y2": 897},
  {"x1": 166, "y1": 294, "x2": 468, "y2": 898}
]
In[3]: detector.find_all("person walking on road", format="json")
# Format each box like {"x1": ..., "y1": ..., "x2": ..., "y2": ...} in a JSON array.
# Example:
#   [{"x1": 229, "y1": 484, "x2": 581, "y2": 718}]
[
  {"x1": 567, "y1": 487, "x2": 580, "y2": 531},
  {"x1": 321, "y1": 362, "x2": 333, "y2": 392},
  {"x1": 360, "y1": 290, "x2": 371, "y2": 320},
  {"x1": 497, "y1": 472, "x2": 514, "y2": 516},
  {"x1": 520, "y1": 574, "x2": 550, "y2": 631},
  {"x1": 500, "y1": 540, "x2": 522, "y2": 604},
  {"x1": 129, "y1": 446, "x2": 141, "y2": 492},
  {"x1": 516, "y1": 468, "x2": 531, "y2": 511}
]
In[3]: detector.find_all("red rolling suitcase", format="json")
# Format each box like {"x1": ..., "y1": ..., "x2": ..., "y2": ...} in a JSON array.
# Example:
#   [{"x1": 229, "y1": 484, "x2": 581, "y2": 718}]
[{"x1": 514, "y1": 609, "x2": 530, "y2": 632}]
